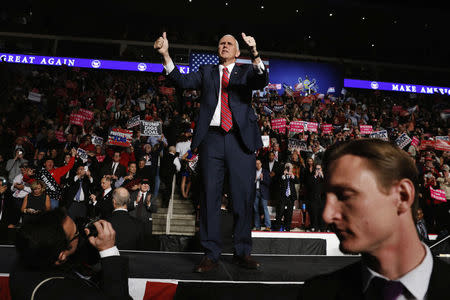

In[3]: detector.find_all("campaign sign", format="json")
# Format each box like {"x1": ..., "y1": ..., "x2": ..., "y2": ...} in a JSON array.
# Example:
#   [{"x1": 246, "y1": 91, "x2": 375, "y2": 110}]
[
  {"x1": 359, "y1": 125, "x2": 373, "y2": 135},
  {"x1": 395, "y1": 133, "x2": 412, "y2": 149},
  {"x1": 108, "y1": 128, "x2": 132, "y2": 147},
  {"x1": 77, "y1": 148, "x2": 88, "y2": 162},
  {"x1": 91, "y1": 136, "x2": 104, "y2": 146},
  {"x1": 370, "y1": 130, "x2": 389, "y2": 141},
  {"x1": 55, "y1": 131, "x2": 66, "y2": 142},
  {"x1": 392, "y1": 105, "x2": 403, "y2": 113},
  {"x1": 273, "y1": 105, "x2": 284, "y2": 112},
  {"x1": 267, "y1": 83, "x2": 281, "y2": 90},
  {"x1": 321, "y1": 124, "x2": 332, "y2": 134},
  {"x1": 271, "y1": 118, "x2": 286, "y2": 130},
  {"x1": 70, "y1": 113, "x2": 85, "y2": 126},
  {"x1": 79, "y1": 108, "x2": 94, "y2": 121},
  {"x1": 288, "y1": 138, "x2": 309, "y2": 152},
  {"x1": 434, "y1": 139, "x2": 450, "y2": 152},
  {"x1": 140, "y1": 121, "x2": 162, "y2": 137},
  {"x1": 306, "y1": 122, "x2": 318, "y2": 133},
  {"x1": 430, "y1": 187, "x2": 447, "y2": 202},
  {"x1": 436, "y1": 136, "x2": 450, "y2": 141},
  {"x1": 28, "y1": 91, "x2": 42, "y2": 102},
  {"x1": 411, "y1": 136, "x2": 420, "y2": 147},
  {"x1": 289, "y1": 121, "x2": 304, "y2": 133},
  {"x1": 419, "y1": 140, "x2": 435, "y2": 150},
  {"x1": 127, "y1": 115, "x2": 141, "y2": 129},
  {"x1": 261, "y1": 135, "x2": 270, "y2": 148}
]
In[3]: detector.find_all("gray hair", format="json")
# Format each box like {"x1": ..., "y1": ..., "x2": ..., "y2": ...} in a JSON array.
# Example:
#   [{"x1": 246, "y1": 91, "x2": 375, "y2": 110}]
[
  {"x1": 221, "y1": 34, "x2": 239, "y2": 51},
  {"x1": 112, "y1": 187, "x2": 130, "y2": 207}
]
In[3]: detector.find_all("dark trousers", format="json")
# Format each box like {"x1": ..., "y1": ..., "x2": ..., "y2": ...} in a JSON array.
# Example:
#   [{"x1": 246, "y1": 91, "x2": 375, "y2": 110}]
[
  {"x1": 276, "y1": 196, "x2": 294, "y2": 231},
  {"x1": 199, "y1": 129, "x2": 255, "y2": 261}
]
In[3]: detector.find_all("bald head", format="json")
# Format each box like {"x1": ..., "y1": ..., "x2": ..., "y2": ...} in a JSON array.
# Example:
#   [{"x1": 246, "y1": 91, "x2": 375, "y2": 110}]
[{"x1": 112, "y1": 187, "x2": 130, "y2": 209}]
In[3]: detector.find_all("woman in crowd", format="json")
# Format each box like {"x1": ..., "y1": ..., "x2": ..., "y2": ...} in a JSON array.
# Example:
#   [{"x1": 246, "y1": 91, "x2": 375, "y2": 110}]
[{"x1": 21, "y1": 180, "x2": 50, "y2": 224}]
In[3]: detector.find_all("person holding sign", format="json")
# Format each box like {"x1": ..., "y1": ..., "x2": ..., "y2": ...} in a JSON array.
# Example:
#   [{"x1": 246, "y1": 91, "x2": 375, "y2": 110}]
[
  {"x1": 155, "y1": 32, "x2": 268, "y2": 272},
  {"x1": 300, "y1": 139, "x2": 450, "y2": 299}
]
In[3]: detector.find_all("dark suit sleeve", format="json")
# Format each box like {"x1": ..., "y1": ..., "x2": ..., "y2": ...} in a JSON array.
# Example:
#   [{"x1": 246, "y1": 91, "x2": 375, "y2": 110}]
[
  {"x1": 99, "y1": 256, "x2": 132, "y2": 300},
  {"x1": 167, "y1": 65, "x2": 203, "y2": 90},
  {"x1": 261, "y1": 169, "x2": 271, "y2": 186},
  {"x1": 247, "y1": 64, "x2": 269, "y2": 91},
  {"x1": 145, "y1": 202, "x2": 157, "y2": 213}
]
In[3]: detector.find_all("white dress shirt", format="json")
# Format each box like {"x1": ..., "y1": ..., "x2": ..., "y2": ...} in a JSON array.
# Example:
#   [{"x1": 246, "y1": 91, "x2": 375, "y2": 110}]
[
  {"x1": 362, "y1": 243, "x2": 433, "y2": 300},
  {"x1": 256, "y1": 168, "x2": 262, "y2": 189}
]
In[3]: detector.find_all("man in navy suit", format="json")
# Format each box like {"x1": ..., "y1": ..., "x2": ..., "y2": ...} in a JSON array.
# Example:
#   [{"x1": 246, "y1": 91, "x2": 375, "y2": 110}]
[{"x1": 154, "y1": 32, "x2": 268, "y2": 272}]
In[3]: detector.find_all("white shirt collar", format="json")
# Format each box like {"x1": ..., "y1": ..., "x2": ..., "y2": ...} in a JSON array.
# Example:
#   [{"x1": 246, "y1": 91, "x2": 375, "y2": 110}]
[
  {"x1": 362, "y1": 243, "x2": 433, "y2": 300},
  {"x1": 104, "y1": 187, "x2": 112, "y2": 195},
  {"x1": 220, "y1": 63, "x2": 235, "y2": 74},
  {"x1": 113, "y1": 208, "x2": 128, "y2": 212}
]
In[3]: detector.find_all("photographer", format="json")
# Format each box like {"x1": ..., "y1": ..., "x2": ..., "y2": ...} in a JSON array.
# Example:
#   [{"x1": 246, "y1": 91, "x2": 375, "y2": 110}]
[
  {"x1": 10, "y1": 208, "x2": 131, "y2": 300},
  {"x1": 276, "y1": 163, "x2": 298, "y2": 231}
]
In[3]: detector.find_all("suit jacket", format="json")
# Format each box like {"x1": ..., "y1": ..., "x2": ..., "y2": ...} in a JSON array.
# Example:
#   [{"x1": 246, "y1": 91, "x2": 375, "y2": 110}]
[
  {"x1": 256, "y1": 168, "x2": 271, "y2": 201},
  {"x1": 109, "y1": 210, "x2": 145, "y2": 250},
  {"x1": 9, "y1": 256, "x2": 131, "y2": 300},
  {"x1": 100, "y1": 162, "x2": 127, "y2": 179},
  {"x1": 299, "y1": 258, "x2": 450, "y2": 300},
  {"x1": 89, "y1": 189, "x2": 114, "y2": 219},
  {"x1": 128, "y1": 190, "x2": 157, "y2": 222},
  {"x1": 168, "y1": 63, "x2": 268, "y2": 152},
  {"x1": 280, "y1": 174, "x2": 298, "y2": 201},
  {"x1": 64, "y1": 176, "x2": 94, "y2": 209}
]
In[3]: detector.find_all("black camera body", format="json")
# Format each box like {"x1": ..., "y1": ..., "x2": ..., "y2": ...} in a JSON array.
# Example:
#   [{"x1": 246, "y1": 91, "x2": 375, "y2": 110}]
[{"x1": 84, "y1": 217, "x2": 100, "y2": 237}]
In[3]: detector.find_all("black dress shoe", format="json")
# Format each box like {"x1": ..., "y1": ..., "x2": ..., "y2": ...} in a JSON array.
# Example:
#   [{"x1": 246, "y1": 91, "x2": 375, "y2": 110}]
[
  {"x1": 232, "y1": 255, "x2": 260, "y2": 270},
  {"x1": 194, "y1": 256, "x2": 218, "y2": 273}
]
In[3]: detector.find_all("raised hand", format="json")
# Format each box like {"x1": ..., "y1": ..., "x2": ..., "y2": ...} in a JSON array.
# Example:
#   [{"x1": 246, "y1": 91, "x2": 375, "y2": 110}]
[
  {"x1": 154, "y1": 32, "x2": 169, "y2": 56},
  {"x1": 241, "y1": 32, "x2": 257, "y2": 51}
]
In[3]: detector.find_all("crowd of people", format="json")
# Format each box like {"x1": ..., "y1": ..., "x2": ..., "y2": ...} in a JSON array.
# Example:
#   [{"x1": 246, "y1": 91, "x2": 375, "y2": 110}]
[{"x1": 0, "y1": 61, "x2": 449, "y2": 248}]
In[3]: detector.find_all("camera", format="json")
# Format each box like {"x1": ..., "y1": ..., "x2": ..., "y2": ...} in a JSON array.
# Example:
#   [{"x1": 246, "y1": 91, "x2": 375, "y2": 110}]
[{"x1": 84, "y1": 217, "x2": 100, "y2": 237}]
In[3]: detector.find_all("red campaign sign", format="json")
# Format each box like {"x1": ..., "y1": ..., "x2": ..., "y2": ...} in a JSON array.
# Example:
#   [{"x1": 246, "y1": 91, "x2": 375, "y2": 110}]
[
  {"x1": 359, "y1": 125, "x2": 373, "y2": 135},
  {"x1": 159, "y1": 86, "x2": 176, "y2": 96},
  {"x1": 392, "y1": 105, "x2": 403, "y2": 113},
  {"x1": 302, "y1": 97, "x2": 313, "y2": 104},
  {"x1": 55, "y1": 131, "x2": 66, "y2": 142},
  {"x1": 267, "y1": 83, "x2": 281, "y2": 90},
  {"x1": 434, "y1": 139, "x2": 450, "y2": 152},
  {"x1": 306, "y1": 122, "x2": 318, "y2": 133},
  {"x1": 430, "y1": 187, "x2": 447, "y2": 202},
  {"x1": 289, "y1": 121, "x2": 304, "y2": 133},
  {"x1": 419, "y1": 140, "x2": 435, "y2": 150},
  {"x1": 292, "y1": 91, "x2": 302, "y2": 98},
  {"x1": 79, "y1": 108, "x2": 94, "y2": 121},
  {"x1": 108, "y1": 128, "x2": 133, "y2": 147},
  {"x1": 70, "y1": 113, "x2": 85, "y2": 126},
  {"x1": 411, "y1": 136, "x2": 420, "y2": 147},
  {"x1": 321, "y1": 124, "x2": 332, "y2": 134},
  {"x1": 271, "y1": 118, "x2": 286, "y2": 130}
]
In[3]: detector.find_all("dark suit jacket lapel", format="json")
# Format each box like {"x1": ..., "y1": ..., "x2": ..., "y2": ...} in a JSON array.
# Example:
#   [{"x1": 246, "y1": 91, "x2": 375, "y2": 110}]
[
  {"x1": 211, "y1": 65, "x2": 219, "y2": 100},
  {"x1": 427, "y1": 258, "x2": 450, "y2": 300},
  {"x1": 335, "y1": 261, "x2": 364, "y2": 300}
]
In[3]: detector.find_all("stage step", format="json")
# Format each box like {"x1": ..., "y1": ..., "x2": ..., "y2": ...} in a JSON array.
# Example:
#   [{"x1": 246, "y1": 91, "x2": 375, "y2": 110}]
[{"x1": 152, "y1": 192, "x2": 196, "y2": 235}]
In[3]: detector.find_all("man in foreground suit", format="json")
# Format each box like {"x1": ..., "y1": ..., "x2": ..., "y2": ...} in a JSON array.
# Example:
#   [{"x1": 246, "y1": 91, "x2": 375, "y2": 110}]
[
  {"x1": 299, "y1": 139, "x2": 450, "y2": 300},
  {"x1": 109, "y1": 187, "x2": 145, "y2": 250},
  {"x1": 10, "y1": 208, "x2": 131, "y2": 300},
  {"x1": 154, "y1": 31, "x2": 268, "y2": 272}
]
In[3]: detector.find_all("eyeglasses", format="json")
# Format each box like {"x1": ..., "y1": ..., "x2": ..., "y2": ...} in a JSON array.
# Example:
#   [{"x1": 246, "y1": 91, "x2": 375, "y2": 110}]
[{"x1": 68, "y1": 230, "x2": 80, "y2": 244}]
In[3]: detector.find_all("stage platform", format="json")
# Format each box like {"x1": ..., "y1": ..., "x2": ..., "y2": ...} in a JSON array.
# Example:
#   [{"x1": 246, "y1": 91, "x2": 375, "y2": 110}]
[{"x1": 1, "y1": 245, "x2": 449, "y2": 300}]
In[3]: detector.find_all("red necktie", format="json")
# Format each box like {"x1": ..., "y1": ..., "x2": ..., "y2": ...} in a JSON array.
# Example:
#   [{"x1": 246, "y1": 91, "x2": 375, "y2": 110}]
[{"x1": 221, "y1": 67, "x2": 232, "y2": 132}]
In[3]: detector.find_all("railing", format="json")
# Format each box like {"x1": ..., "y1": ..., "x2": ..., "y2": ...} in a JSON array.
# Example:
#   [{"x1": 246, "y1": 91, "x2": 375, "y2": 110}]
[{"x1": 165, "y1": 174, "x2": 176, "y2": 234}]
